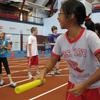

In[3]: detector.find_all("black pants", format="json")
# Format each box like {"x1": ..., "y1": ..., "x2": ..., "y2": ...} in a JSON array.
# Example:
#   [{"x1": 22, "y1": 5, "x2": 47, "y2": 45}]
[{"x1": 0, "y1": 57, "x2": 10, "y2": 74}]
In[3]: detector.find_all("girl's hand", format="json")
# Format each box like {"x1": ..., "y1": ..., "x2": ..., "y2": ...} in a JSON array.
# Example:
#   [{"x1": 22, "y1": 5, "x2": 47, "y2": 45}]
[{"x1": 68, "y1": 83, "x2": 87, "y2": 96}]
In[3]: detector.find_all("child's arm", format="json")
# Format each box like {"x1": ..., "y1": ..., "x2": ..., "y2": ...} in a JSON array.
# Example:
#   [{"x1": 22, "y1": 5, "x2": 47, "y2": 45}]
[
  {"x1": 35, "y1": 55, "x2": 59, "y2": 80},
  {"x1": 2, "y1": 42, "x2": 12, "y2": 50}
]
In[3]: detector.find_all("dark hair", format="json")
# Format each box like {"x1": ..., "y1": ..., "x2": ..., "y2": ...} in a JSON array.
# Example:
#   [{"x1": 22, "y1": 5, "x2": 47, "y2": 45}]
[
  {"x1": 85, "y1": 17, "x2": 95, "y2": 31},
  {"x1": 84, "y1": 13, "x2": 95, "y2": 31},
  {"x1": 51, "y1": 26, "x2": 57, "y2": 32},
  {"x1": 95, "y1": 23, "x2": 100, "y2": 34},
  {"x1": 31, "y1": 27, "x2": 37, "y2": 33},
  {"x1": 61, "y1": 0, "x2": 86, "y2": 25},
  {"x1": 95, "y1": 23, "x2": 100, "y2": 35}
]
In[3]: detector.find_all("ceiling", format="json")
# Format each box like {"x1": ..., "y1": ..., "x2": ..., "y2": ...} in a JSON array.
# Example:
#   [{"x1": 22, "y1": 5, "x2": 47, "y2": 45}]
[
  {"x1": 0, "y1": 0, "x2": 99, "y2": 11},
  {"x1": 0, "y1": 0, "x2": 99, "y2": 18},
  {"x1": 0, "y1": 0, "x2": 56, "y2": 11}
]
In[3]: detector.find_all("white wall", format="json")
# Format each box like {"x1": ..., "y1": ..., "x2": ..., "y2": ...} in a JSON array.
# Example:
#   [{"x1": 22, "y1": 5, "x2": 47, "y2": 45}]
[
  {"x1": 0, "y1": 20, "x2": 44, "y2": 35},
  {"x1": 91, "y1": 13, "x2": 100, "y2": 23}
]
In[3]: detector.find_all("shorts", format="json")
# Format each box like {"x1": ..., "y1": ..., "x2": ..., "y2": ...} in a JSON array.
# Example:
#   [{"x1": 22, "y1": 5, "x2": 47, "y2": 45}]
[
  {"x1": 28, "y1": 55, "x2": 38, "y2": 66},
  {"x1": 58, "y1": 57, "x2": 61, "y2": 62},
  {"x1": 66, "y1": 81, "x2": 100, "y2": 100}
]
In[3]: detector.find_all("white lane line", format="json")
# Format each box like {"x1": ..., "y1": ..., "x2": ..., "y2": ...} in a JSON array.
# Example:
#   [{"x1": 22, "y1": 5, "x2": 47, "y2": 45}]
[
  {"x1": 2, "y1": 69, "x2": 28, "y2": 76},
  {"x1": 8, "y1": 58, "x2": 49, "y2": 63},
  {"x1": 2, "y1": 64, "x2": 27, "y2": 68},
  {"x1": 3, "y1": 76, "x2": 28, "y2": 79},
  {"x1": 47, "y1": 74, "x2": 68, "y2": 77},
  {"x1": 2, "y1": 67, "x2": 68, "y2": 76},
  {"x1": 2, "y1": 65, "x2": 45, "y2": 75},
  {"x1": 29, "y1": 83, "x2": 68, "y2": 100}
]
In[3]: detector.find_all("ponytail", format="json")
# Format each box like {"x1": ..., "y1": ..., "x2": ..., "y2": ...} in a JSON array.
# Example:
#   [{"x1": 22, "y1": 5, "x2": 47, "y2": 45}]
[{"x1": 85, "y1": 14, "x2": 95, "y2": 32}]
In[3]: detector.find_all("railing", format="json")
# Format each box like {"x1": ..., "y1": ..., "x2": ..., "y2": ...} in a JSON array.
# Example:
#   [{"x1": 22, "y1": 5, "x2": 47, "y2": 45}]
[
  {"x1": 27, "y1": 15, "x2": 43, "y2": 25},
  {"x1": 0, "y1": 13, "x2": 44, "y2": 25}
]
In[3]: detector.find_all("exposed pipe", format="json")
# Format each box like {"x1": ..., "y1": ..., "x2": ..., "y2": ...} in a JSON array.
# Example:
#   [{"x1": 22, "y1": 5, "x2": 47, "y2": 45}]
[
  {"x1": 19, "y1": 0, "x2": 26, "y2": 18},
  {"x1": 49, "y1": 0, "x2": 57, "y2": 16}
]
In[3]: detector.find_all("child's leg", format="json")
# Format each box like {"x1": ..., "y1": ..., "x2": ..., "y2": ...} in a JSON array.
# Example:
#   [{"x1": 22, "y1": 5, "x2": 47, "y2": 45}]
[
  {"x1": 27, "y1": 57, "x2": 33, "y2": 79},
  {"x1": 0, "y1": 58, "x2": 3, "y2": 80},
  {"x1": 28, "y1": 63, "x2": 32, "y2": 74},
  {"x1": 2, "y1": 58, "x2": 11, "y2": 80},
  {"x1": 35, "y1": 65, "x2": 40, "y2": 75},
  {"x1": 56, "y1": 58, "x2": 61, "y2": 70},
  {"x1": 27, "y1": 55, "x2": 39, "y2": 79},
  {"x1": 28, "y1": 66, "x2": 32, "y2": 75},
  {"x1": 0, "y1": 74, "x2": 4, "y2": 86},
  {"x1": 55, "y1": 61, "x2": 61, "y2": 73},
  {"x1": 53, "y1": 57, "x2": 61, "y2": 74},
  {"x1": 2, "y1": 57, "x2": 16, "y2": 87},
  {"x1": 0, "y1": 59, "x2": 4, "y2": 85},
  {"x1": 31, "y1": 56, "x2": 39, "y2": 79},
  {"x1": 33, "y1": 65, "x2": 40, "y2": 80},
  {"x1": 0, "y1": 74, "x2": 3, "y2": 80},
  {"x1": 50, "y1": 60, "x2": 61, "y2": 75},
  {"x1": 55, "y1": 61, "x2": 60, "y2": 69},
  {"x1": 28, "y1": 66, "x2": 33, "y2": 79}
]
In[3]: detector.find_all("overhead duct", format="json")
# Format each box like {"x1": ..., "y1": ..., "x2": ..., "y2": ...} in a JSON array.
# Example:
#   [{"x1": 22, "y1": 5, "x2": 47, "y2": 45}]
[
  {"x1": 25, "y1": 0, "x2": 50, "y2": 11},
  {"x1": 35, "y1": 0, "x2": 49, "y2": 6}
]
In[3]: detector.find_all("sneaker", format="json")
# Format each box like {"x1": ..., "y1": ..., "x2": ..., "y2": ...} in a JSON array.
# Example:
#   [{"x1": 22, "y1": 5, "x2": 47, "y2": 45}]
[
  {"x1": 28, "y1": 74, "x2": 33, "y2": 80},
  {"x1": 28, "y1": 72, "x2": 33, "y2": 80},
  {"x1": 9, "y1": 82, "x2": 16, "y2": 88},
  {"x1": 55, "y1": 70, "x2": 61, "y2": 75},
  {"x1": 48, "y1": 70, "x2": 61, "y2": 76},
  {"x1": 0, "y1": 80, "x2": 4, "y2": 86},
  {"x1": 48, "y1": 71, "x2": 55, "y2": 76}
]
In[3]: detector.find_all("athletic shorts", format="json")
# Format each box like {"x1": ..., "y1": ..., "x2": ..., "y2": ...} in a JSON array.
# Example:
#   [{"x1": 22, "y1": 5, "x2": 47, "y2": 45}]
[
  {"x1": 66, "y1": 81, "x2": 100, "y2": 100},
  {"x1": 28, "y1": 55, "x2": 38, "y2": 66},
  {"x1": 58, "y1": 57, "x2": 61, "y2": 62}
]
